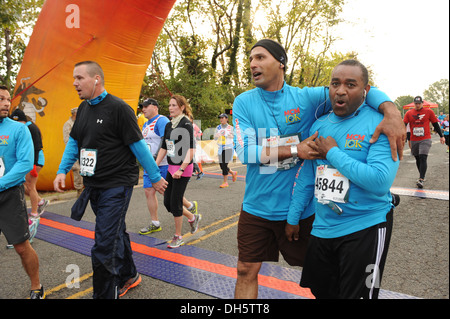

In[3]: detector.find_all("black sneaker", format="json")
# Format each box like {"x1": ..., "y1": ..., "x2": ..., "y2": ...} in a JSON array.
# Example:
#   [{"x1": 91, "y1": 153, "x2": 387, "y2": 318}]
[
  {"x1": 30, "y1": 285, "x2": 45, "y2": 299},
  {"x1": 416, "y1": 179, "x2": 424, "y2": 189}
]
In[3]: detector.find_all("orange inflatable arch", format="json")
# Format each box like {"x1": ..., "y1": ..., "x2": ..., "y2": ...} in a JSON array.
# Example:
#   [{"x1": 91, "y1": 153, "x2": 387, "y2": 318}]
[{"x1": 11, "y1": 0, "x2": 176, "y2": 191}]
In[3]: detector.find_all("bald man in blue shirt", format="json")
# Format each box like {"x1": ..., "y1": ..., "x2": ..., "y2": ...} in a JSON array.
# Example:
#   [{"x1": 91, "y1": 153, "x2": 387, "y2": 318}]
[{"x1": 287, "y1": 60, "x2": 399, "y2": 299}]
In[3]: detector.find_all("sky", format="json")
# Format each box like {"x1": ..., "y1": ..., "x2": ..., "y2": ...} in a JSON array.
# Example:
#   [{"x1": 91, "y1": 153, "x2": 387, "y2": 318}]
[{"x1": 331, "y1": 0, "x2": 449, "y2": 101}]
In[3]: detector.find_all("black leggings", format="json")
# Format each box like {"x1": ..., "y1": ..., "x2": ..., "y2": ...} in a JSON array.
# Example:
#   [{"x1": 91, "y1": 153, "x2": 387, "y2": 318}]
[
  {"x1": 414, "y1": 154, "x2": 428, "y2": 179},
  {"x1": 219, "y1": 149, "x2": 233, "y2": 176},
  {"x1": 163, "y1": 172, "x2": 190, "y2": 217}
]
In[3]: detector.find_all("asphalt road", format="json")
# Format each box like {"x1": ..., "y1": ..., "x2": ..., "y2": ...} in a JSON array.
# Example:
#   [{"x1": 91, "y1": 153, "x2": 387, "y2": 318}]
[{"x1": 0, "y1": 134, "x2": 448, "y2": 301}]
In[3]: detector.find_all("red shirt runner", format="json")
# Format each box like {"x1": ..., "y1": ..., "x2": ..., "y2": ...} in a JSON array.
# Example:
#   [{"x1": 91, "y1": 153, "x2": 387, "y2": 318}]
[{"x1": 404, "y1": 107, "x2": 438, "y2": 142}]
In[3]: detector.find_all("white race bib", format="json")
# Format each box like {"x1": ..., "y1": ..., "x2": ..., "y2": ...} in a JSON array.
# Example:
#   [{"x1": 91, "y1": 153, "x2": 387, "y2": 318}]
[
  {"x1": 0, "y1": 157, "x2": 5, "y2": 178},
  {"x1": 80, "y1": 148, "x2": 97, "y2": 177},
  {"x1": 314, "y1": 165, "x2": 350, "y2": 204},
  {"x1": 261, "y1": 133, "x2": 301, "y2": 172},
  {"x1": 166, "y1": 140, "x2": 175, "y2": 157},
  {"x1": 413, "y1": 127, "x2": 425, "y2": 137}
]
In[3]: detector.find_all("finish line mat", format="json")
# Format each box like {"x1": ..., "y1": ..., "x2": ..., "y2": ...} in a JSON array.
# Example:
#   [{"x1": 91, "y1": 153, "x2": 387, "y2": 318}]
[
  {"x1": 390, "y1": 187, "x2": 449, "y2": 201},
  {"x1": 202, "y1": 172, "x2": 449, "y2": 201},
  {"x1": 35, "y1": 212, "x2": 419, "y2": 299}
]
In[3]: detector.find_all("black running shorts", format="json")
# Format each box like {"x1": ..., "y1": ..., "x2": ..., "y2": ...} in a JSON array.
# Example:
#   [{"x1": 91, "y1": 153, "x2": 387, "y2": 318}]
[
  {"x1": 0, "y1": 185, "x2": 30, "y2": 245},
  {"x1": 300, "y1": 209, "x2": 393, "y2": 299}
]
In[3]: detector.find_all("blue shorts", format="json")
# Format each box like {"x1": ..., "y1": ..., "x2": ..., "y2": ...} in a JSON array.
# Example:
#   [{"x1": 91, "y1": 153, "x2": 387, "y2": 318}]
[{"x1": 143, "y1": 165, "x2": 168, "y2": 188}]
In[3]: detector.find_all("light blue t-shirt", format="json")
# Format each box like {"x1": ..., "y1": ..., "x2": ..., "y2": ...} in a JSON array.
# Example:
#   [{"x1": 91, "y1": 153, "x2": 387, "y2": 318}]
[
  {"x1": 0, "y1": 117, "x2": 34, "y2": 191},
  {"x1": 287, "y1": 104, "x2": 399, "y2": 238},
  {"x1": 233, "y1": 82, "x2": 391, "y2": 221}
]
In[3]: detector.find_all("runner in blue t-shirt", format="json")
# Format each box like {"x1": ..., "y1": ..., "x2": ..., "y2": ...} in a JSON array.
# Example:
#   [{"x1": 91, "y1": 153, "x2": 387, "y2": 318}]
[
  {"x1": 0, "y1": 85, "x2": 44, "y2": 299},
  {"x1": 232, "y1": 39, "x2": 405, "y2": 299},
  {"x1": 287, "y1": 60, "x2": 399, "y2": 299}
]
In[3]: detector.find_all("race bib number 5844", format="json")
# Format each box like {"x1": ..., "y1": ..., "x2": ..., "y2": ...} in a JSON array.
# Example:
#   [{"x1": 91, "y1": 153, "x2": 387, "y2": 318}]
[{"x1": 314, "y1": 165, "x2": 349, "y2": 204}]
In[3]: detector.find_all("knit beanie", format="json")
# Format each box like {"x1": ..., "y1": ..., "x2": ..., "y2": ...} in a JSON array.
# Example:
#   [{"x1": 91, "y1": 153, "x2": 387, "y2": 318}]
[{"x1": 251, "y1": 39, "x2": 288, "y2": 66}]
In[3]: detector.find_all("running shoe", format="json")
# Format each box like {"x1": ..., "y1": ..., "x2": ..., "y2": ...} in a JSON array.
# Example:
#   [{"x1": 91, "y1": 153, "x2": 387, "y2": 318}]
[
  {"x1": 37, "y1": 199, "x2": 50, "y2": 216},
  {"x1": 139, "y1": 224, "x2": 162, "y2": 235},
  {"x1": 118, "y1": 273, "x2": 141, "y2": 297},
  {"x1": 167, "y1": 235, "x2": 184, "y2": 248},
  {"x1": 231, "y1": 171, "x2": 237, "y2": 182},
  {"x1": 188, "y1": 201, "x2": 198, "y2": 215},
  {"x1": 30, "y1": 285, "x2": 45, "y2": 299},
  {"x1": 189, "y1": 213, "x2": 202, "y2": 234},
  {"x1": 220, "y1": 182, "x2": 229, "y2": 188},
  {"x1": 28, "y1": 212, "x2": 39, "y2": 219},
  {"x1": 416, "y1": 179, "x2": 424, "y2": 189},
  {"x1": 196, "y1": 172, "x2": 204, "y2": 180},
  {"x1": 28, "y1": 217, "x2": 40, "y2": 243}
]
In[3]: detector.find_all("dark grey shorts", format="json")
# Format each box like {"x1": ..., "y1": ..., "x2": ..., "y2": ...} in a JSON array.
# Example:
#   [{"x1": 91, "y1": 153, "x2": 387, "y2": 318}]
[
  {"x1": 0, "y1": 185, "x2": 30, "y2": 245},
  {"x1": 411, "y1": 139, "x2": 432, "y2": 156}
]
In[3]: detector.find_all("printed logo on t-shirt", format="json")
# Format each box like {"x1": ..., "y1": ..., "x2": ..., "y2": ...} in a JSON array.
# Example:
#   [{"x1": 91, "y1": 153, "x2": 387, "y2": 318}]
[
  {"x1": 284, "y1": 107, "x2": 301, "y2": 125},
  {"x1": 344, "y1": 134, "x2": 365, "y2": 151},
  {"x1": 412, "y1": 114, "x2": 426, "y2": 122},
  {"x1": 0, "y1": 135, "x2": 9, "y2": 146}
]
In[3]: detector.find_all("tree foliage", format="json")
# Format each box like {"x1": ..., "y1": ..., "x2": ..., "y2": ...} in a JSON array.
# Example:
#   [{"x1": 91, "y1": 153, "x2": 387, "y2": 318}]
[
  {"x1": 143, "y1": 0, "x2": 353, "y2": 130},
  {"x1": 394, "y1": 95, "x2": 414, "y2": 116},
  {"x1": 0, "y1": 0, "x2": 44, "y2": 89},
  {"x1": 423, "y1": 79, "x2": 449, "y2": 114},
  {"x1": 1, "y1": 0, "x2": 379, "y2": 131}
]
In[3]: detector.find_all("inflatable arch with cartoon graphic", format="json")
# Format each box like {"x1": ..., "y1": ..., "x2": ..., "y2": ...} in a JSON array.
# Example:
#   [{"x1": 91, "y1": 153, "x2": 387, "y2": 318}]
[{"x1": 11, "y1": 0, "x2": 176, "y2": 191}]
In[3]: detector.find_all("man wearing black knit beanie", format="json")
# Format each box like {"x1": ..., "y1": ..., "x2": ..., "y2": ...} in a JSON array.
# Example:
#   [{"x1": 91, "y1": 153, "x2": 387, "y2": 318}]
[
  {"x1": 232, "y1": 39, "x2": 406, "y2": 299},
  {"x1": 251, "y1": 39, "x2": 288, "y2": 71}
]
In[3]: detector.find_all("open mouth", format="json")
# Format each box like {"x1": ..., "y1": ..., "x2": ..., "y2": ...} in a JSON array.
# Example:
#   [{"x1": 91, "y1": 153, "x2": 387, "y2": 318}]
[
  {"x1": 253, "y1": 72, "x2": 262, "y2": 80},
  {"x1": 334, "y1": 99, "x2": 347, "y2": 107}
]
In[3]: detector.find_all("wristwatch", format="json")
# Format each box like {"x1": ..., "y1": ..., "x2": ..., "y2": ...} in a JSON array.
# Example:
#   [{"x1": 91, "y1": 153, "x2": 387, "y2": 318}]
[
  {"x1": 178, "y1": 167, "x2": 185, "y2": 172},
  {"x1": 290, "y1": 144, "x2": 298, "y2": 159}
]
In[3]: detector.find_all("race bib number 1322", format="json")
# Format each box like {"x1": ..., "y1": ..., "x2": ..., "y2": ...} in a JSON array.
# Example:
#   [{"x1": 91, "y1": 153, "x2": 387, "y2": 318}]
[{"x1": 80, "y1": 148, "x2": 97, "y2": 177}]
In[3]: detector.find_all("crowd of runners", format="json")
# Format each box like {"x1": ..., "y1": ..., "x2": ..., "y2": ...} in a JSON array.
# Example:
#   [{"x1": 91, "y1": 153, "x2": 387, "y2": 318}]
[{"x1": 1, "y1": 39, "x2": 448, "y2": 300}]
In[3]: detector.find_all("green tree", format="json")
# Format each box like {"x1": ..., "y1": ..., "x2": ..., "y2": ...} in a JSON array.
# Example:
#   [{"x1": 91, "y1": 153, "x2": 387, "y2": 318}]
[
  {"x1": 258, "y1": 0, "x2": 345, "y2": 87},
  {"x1": 143, "y1": 0, "x2": 351, "y2": 130},
  {"x1": 0, "y1": 0, "x2": 43, "y2": 89},
  {"x1": 423, "y1": 79, "x2": 449, "y2": 114},
  {"x1": 394, "y1": 95, "x2": 414, "y2": 116}
]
